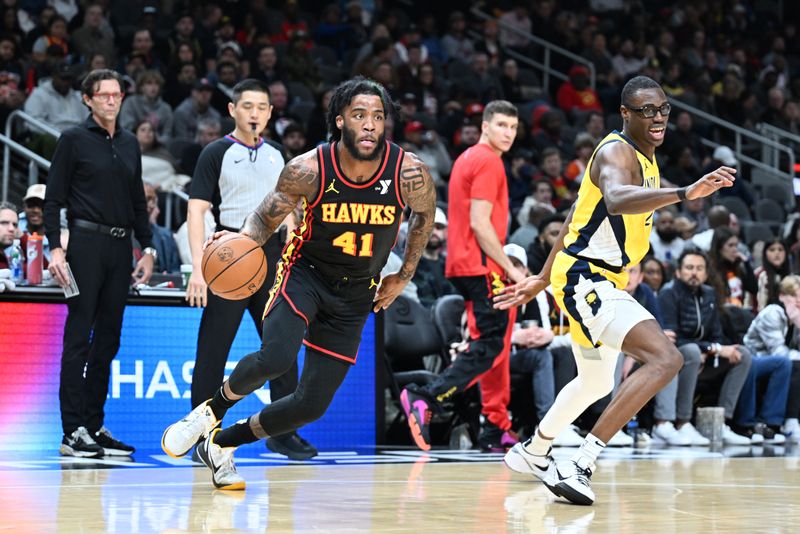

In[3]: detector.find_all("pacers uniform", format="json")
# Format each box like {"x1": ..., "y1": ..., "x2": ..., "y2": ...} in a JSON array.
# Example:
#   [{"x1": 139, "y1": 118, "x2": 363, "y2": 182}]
[
  {"x1": 264, "y1": 140, "x2": 405, "y2": 362},
  {"x1": 551, "y1": 130, "x2": 659, "y2": 351}
]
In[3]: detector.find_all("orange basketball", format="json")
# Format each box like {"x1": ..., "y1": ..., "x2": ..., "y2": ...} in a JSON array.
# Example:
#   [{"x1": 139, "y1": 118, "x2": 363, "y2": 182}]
[{"x1": 201, "y1": 233, "x2": 267, "y2": 300}]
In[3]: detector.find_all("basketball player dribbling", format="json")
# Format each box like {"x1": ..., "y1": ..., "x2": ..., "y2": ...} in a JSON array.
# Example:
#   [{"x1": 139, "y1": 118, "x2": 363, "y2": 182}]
[
  {"x1": 494, "y1": 76, "x2": 735, "y2": 505},
  {"x1": 161, "y1": 77, "x2": 437, "y2": 490}
]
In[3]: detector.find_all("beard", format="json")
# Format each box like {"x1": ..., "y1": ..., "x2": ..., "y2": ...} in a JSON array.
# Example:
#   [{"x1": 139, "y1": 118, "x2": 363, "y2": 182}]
[
  {"x1": 426, "y1": 235, "x2": 442, "y2": 252},
  {"x1": 341, "y1": 125, "x2": 386, "y2": 161},
  {"x1": 656, "y1": 228, "x2": 680, "y2": 243}
]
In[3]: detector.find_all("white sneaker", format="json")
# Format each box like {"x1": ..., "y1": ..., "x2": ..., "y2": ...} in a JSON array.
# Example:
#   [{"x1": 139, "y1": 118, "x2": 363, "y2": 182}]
[
  {"x1": 676, "y1": 423, "x2": 710, "y2": 446},
  {"x1": 551, "y1": 456, "x2": 596, "y2": 506},
  {"x1": 722, "y1": 424, "x2": 751, "y2": 445},
  {"x1": 197, "y1": 429, "x2": 246, "y2": 491},
  {"x1": 781, "y1": 419, "x2": 800, "y2": 443},
  {"x1": 652, "y1": 422, "x2": 691, "y2": 446},
  {"x1": 606, "y1": 430, "x2": 634, "y2": 447},
  {"x1": 553, "y1": 425, "x2": 584, "y2": 447},
  {"x1": 161, "y1": 400, "x2": 219, "y2": 458},
  {"x1": 504, "y1": 442, "x2": 558, "y2": 487}
]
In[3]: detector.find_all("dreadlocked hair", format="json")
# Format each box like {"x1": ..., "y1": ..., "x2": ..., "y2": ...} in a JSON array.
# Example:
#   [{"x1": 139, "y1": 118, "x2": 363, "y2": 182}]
[{"x1": 326, "y1": 76, "x2": 397, "y2": 142}]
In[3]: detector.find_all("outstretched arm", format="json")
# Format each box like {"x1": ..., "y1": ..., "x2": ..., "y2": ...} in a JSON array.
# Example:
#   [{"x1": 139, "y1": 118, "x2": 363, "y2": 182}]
[
  {"x1": 595, "y1": 142, "x2": 735, "y2": 215},
  {"x1": 240, "y1": 150, "x2": 319, "y2": 245},
  {"x1": 373, "y1": 152, "x2": 436, "y2": 311}
]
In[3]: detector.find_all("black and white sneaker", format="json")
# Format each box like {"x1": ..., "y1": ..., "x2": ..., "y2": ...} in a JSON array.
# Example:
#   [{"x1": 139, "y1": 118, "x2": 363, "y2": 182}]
[
  {"x1": 504, "y1": 442, "x2": 557, "y2": 483},
  {"x1": 94, "y1": 427, "x2": 135, "y2": 456},
  {"x1": 553, "y1": 457, "x2": 596, "y2": 506},
  {"x1": 197, "y1": 429, "x2": 246, "y2": 491},
  {"x1": 60, "y1": 426, "x2": 103, "y2": 458}
]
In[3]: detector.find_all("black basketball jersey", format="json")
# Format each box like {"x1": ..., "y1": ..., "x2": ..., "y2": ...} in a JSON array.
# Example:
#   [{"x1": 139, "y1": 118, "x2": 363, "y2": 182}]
[{"x1": 286, "y1": 141, "x2": 405, "y2": 280}]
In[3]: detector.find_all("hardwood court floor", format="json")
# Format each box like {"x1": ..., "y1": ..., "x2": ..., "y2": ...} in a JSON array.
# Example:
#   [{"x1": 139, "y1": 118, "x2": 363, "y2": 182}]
[{"x1": 0, "y1": 447, "x2": 798, "y2": 532}]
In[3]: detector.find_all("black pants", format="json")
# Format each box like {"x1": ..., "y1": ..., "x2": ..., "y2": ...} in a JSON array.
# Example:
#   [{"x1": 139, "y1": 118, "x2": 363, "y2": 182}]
[
  {"x1": 224, "y1": 256, "x2": 377, "y2": 436},
  {"x1": 60, "y1": 228, "x2": 132, "y2": 435},
  {"x1": 420, "y1": 274, "x2": 510, "y2": 402},
  {"x1": 190, "y1": 235, "x2": 298, "y2": 413}
]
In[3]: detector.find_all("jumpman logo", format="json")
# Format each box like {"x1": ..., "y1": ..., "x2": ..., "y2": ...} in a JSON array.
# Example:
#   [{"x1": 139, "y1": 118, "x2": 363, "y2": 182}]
[
  {"x1": 325, "y1": 179, "x2": 340, "y2": 194},
  {"x1": 369, "y1": 278, "x2": 379, "y2": 289}
]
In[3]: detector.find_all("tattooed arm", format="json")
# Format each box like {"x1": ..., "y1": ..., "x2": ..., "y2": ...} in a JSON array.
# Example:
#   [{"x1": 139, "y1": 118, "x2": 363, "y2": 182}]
[
  {"x1": 373, "y1": 152, "x2": 436, "y2": 311},
  {"x1": 240, "y1": 149, "x2": 319, "y2": 245}
]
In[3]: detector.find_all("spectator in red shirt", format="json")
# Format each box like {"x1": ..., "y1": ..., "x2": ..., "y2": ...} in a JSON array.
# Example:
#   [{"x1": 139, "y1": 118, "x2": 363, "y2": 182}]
[
  {"x1": 401, "y1": 101, "x2": 527, "y2": 452},
  {"x1": 556, "y1": 65, "x2": 602, "y2": 116}
]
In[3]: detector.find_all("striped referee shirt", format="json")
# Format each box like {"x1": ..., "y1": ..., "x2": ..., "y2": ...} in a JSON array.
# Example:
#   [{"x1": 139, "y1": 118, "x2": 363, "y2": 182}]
[{"x1": 189, "y1": 135, "x2": 284, "y2": 230}]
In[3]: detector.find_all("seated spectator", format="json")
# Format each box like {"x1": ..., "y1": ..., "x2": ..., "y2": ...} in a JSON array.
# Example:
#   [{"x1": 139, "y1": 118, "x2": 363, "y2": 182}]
[
  {"x1": 705, "y1": 146, "x2": 755, "y2": 206},
  {"x1": 209, "y1": 61, "x2": 241, "y2": 115},
  {"x1": 663, "y1": 147, "x2": 700, "y2": 189},
  {"x1": 564, "y1": 133, "x2": 594, "y2": 185},
  {"x1": 71, "y1": 4, "x2": 115, "y2": 66},
  {"x1": 651, "y1": 256, "x2": 709, "y2": 446},
  {"x1": 744, "y1": 275, "x2": 800, "y2": 442},
  {"x1": 119, "y1": 28, "x2": 166, "y2": 76},
  {"x1": 709, "y1": 227, "x2": 757, "y2": 308},
  {"x1": 642, "y1": 255, "x2": 669, "y2": 293},
  {"x1": 17, "y1": 184, "x2": 51, "y2": 266},
  {"x1": 660, "y1": 110, "x2": 706, "y2": 167},
  {"x1": 583, "y1": 110, "x2": 605, "y2": 146},
  {"x1": 451, "y1": 120, "x2": 481, "y2": 158},
  {"x1": 674, "y1": 215, "x2": 698, "y2": 242},
  {"x1": 23, "y1": 61, "x2": 84, "y2": 132},
  {"x1": 506, "y1": 148, "x2": 536, "y2": 221},
  {"x1": 251, "y1": 44, "x2": 283, "y2": 85},
  {"x1": 532, "y1": 110, "x2": 572, "y2": 160},
  {"x1": 733, "y1": 347, "x2": 790, "y2": 444},
  {"x1": 659, "y1": 249, "x2": 752, "y2": 445},
  {"x1": 691, "y1": 205, "x2": 730, "y2": 252},
  {"x1": 650, "y1": 206, "x2": 685, "y2": 265},
  {"x1": 612, "y1": 38, "x2": 646, "y2": 80},
  {"x1": 556, "y1": 65, "x2": 602, "y2": 117},
  {"x1": 457, "y1": 52, "x2": 504, "y2": 102},
  {"x1": 120, "y1": 70, "x2": 174, "y2": 142},
  {"x1": 412, "y1": 207, "x2": 455, "y2": 309},
  {"x1": 754, "y1": 239, "x2": 790, "y2": 313},
  {"x1": 527, "y1": 214, "x2": 565, "y2": 275},
  {"x1": 30, "y1": 15, "x2": 69, "y2": 65},
  {"x1": 0, "y1": 201, "x2": 18, "y2": 269},
  {"x1": 401, "y1": 121, "x2": 452, "y2": 188},
  {"x1": 533, "y1": 148, "x2": 573, "y2": 208},
  {"x1": 142, "y1": 183, "x2": 180, "y2": 274},
  {"x1": 172, "y1": 78, "x2": 220, "y2": 141},
  {"x1": 283, "y1": 31, "x2": 321, "y2": 93},
  {"x1": 681, "y1": 196, "x2": 709, "y2": 233},
  {"x1": 0, "y1": 35, "x2": 25, "y2": 122},
  {"x1": 280, "y1": 122, "x2": 309, "y2": 161},
  {"x1": 135, "y1": 120, "x2": 190, "y2": 193},
  {"x1": 441, "y1": 11, "x2": 474, "y2": 63},
  {"x1": 179, "y1": 117, "x2": 222, "y2": 176},
  {"x1": 163, "y1": 61, "x2": 199, "y2": 109}
]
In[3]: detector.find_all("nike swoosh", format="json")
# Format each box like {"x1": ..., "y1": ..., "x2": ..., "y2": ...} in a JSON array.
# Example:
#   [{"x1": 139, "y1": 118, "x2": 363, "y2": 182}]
[{"x1": 234, "y1": 158, "x2": 245, "y2": 164}]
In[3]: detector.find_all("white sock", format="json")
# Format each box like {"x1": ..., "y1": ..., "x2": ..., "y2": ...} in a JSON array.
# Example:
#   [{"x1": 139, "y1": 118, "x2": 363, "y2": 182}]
[
  {"x1": 571, "y1": 433, "x2": 605, "y2": 467},
  {"x1": 523, "y1": 426, "x2": 553, "y2": 458}
]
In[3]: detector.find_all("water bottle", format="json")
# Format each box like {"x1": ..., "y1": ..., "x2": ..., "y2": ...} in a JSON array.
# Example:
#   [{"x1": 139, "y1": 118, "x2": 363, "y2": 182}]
[
  {"x1": 627, "y1": 415, "x2": 639, "y2": 447},
  {"x1": 9, "y1": 238, "x2": 23, "y2": 283}
]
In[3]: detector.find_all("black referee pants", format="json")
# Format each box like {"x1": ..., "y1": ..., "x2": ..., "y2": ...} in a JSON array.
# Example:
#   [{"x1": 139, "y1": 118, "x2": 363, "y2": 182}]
[
  {"x1": 190, "y1": 235, "x2": 299, "y2": 418},
  {"x1": 60, "y1": 228, "x2": 132, "y2": 436}
]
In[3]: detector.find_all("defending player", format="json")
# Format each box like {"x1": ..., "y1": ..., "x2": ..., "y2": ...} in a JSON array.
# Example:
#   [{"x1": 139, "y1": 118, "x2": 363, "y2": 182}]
[
  {"x1": 161, "y1": 77, "x2": 436, "y2": 490},
  {"x1": 495, "y1": 76, "x2": 735, "y2": 505}
]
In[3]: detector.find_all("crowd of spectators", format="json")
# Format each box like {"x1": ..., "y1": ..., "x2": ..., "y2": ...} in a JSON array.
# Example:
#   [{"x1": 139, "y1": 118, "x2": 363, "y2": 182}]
[{"x1": 1, "y1": 0, "x2": 800, "y2": 446}]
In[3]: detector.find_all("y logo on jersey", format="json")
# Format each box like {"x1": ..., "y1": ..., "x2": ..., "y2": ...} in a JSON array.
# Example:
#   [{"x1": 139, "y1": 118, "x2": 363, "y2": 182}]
[
  {"x1": 325, "y1": 179, "x2": 340, "y2": 194},
  {"x1": 375, "y1": 179, "x2": 392, "y2": 195}
]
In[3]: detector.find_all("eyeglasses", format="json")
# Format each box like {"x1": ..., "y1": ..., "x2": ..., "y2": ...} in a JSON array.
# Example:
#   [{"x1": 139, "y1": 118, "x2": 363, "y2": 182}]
[
  {"x1": 625, "y1": 102, "x2": 671, "y2": 118},
  {"x1": 92, "y1": 92, "x2": 124, "y2": 102}
]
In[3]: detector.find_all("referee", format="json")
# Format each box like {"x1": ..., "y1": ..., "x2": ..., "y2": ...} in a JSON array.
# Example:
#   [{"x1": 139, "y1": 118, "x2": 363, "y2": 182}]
[
  {"x1": 186, "y1": 78, "x2": 316, "y2": 459},
  {"x1": 45, "y1": 69, "x2": 154, "y2": 458}
]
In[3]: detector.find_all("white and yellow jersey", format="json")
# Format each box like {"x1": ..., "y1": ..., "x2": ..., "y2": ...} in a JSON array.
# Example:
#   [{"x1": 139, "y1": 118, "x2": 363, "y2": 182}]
[{"x1": 559, "y1": 130, "x2": 659, "y2": 288}]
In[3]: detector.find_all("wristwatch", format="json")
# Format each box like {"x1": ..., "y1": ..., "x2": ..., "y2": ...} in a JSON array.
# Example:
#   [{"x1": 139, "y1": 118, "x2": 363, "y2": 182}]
[{"x1": 143, "y1": 247, "x2": 158, "y2": 262}]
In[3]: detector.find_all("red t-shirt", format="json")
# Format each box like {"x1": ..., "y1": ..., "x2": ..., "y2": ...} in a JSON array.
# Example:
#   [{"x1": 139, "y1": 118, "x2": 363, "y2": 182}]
[{"x1": 445, "y1": 143, "x2": 509, "y2": 278}]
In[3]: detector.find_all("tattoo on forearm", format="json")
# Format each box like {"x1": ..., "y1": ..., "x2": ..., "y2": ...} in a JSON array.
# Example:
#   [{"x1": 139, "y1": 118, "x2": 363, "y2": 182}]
[
  {"x1": 399, "y1": 210, "x2": 434, "y2": 280},
  {"x1": 400, "y1": 166, "x2": 426, "y2": 195},
  {"x1": 244, "y1": 191, "x2": 297, "y2": 245}
]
